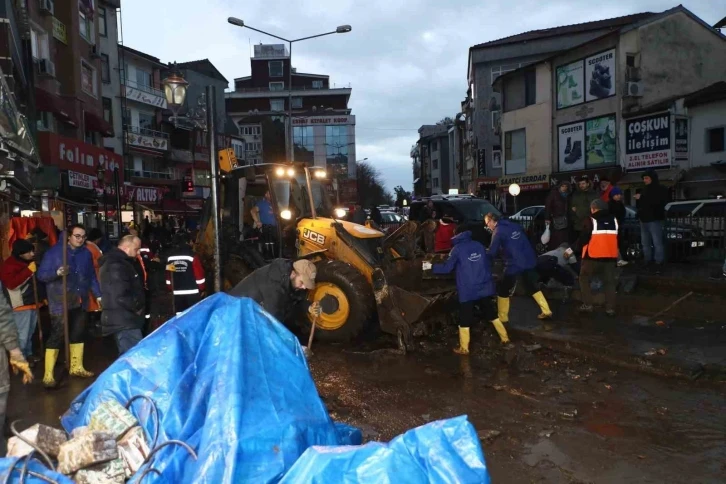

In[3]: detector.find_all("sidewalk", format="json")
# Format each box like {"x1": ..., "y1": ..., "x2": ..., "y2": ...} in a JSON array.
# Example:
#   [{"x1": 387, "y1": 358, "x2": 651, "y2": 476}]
[
  {"x1": 623, "y1": 261, "x2": 726, "y2": 295},
  {"x1": 506, "y1": 296, "x2": 726, "y2": 381}
]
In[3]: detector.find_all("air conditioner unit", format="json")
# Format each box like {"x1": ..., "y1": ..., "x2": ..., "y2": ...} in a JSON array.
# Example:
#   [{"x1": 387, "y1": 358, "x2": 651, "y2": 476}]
[
  {"x1": 36, "y1": 59, "x2": 56, "y2": 78},
  {"x1": 626, "y1": 66, "x2": 641, "y2": 81},
  {"x1": 626, "y1": 81, "x2": 644, "y2": 97},
  {"x1": 39, "y1": 0, "x2": 54, "y2": 15}
]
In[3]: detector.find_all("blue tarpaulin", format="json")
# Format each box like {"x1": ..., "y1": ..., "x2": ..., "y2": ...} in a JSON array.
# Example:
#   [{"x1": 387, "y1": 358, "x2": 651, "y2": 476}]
[
  {"x1": 0, "y1": 458, "x2": 74, "y2": 483},
  {"x1": 60, "y1": 294, "x2": 490, "y2": 483}
]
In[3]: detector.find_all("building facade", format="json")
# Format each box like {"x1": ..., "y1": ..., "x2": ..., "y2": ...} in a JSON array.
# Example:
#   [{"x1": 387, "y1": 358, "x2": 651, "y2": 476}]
[
  {"x1": 100, "y1": 0, "x2": 122, "y2": 155},
  {"x1": 226, "y1": 44, "x2": 355, "y2": 177},
  {"x1": 465, "y1": 12, "x2": 655, "y2": 200},
  {"x1": 416, "y1": 124, "x2": 452, "y2": 196}
]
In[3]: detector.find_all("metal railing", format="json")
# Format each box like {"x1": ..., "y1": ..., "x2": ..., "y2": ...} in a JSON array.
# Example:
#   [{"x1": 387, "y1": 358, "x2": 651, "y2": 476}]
[
  {"x1": 517, "y1": 210, "x2": 726, "y2": 263},
  {"x1": 124, "y1": 124, "x2": 170, "y2": 139},
  {"x1": 122, "y1": 78, "x2": 165, "y2": 98}
]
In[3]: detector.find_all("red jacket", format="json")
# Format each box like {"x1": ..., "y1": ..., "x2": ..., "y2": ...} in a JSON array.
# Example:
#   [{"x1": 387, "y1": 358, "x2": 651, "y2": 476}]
[
  {"x1": 0, "y1": 256, "x2": 38, "y2": 310},
  {"x1": 435, "y1": 221, "x2": 457, "y2": 252}
]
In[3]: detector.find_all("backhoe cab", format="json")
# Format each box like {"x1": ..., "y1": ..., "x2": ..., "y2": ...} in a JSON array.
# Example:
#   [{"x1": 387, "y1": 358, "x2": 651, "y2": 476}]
[{"x1": 197, "y1": 161, "x2": 455, "y2": 351}]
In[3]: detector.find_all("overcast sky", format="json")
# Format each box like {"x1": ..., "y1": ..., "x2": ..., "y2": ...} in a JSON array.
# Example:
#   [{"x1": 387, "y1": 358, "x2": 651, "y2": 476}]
[{"x1": 121, "y1": 0, "x2": 720, "y2": 193}]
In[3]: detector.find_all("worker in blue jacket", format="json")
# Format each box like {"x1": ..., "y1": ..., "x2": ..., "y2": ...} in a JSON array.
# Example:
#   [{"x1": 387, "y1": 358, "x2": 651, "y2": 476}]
[
  {"x1": 426, "y1": 229, "x2": 509, "y2": 355},
  {"x1": 37, "y1": 224, "x2": 101, "y2": 388},
  {"x1": 484, "y1": 212, "x2": 552, "y2": 323}
]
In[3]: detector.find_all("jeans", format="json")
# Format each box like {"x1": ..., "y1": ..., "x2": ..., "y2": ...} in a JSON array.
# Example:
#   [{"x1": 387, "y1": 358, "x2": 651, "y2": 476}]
[
  {"x1": 640, "y1": 221, "x2": 665, "y2": 264},
  {"x1": 579, "y1": 259, "x2": 617, "y2": 311},
  {"x1": 13, "y1": 310, "x2": 37, "y2": 358},
  {"x1": 0, "y1": 391, "x2": 7, "y2": 455},
  {"x1": 114, "y1": 328, "x2": 143, "y2": 355}
]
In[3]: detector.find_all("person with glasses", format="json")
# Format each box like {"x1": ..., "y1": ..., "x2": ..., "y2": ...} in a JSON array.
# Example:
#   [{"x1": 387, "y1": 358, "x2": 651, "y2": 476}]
[{"x1": 37, "y1": 224, "x2": 101, "y2": 389}]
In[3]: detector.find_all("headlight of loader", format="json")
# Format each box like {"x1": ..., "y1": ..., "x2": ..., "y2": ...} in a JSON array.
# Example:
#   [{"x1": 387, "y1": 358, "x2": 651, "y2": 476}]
[
  {"x1": 280, "y1": 209, "x2": 292, "y2": 220},
  {"x1": 335, "y1": 208, "x2": 346, "y2": 218}
]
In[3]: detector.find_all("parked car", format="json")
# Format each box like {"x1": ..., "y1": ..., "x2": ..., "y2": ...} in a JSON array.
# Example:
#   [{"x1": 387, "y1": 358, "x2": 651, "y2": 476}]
[
  {"x1": 378, "y1": 211, "x2": 407, "y2": 234},
  {"x1": 622, "y1": 207, "x2": 706, "y2": 261},
  {"x1": 509, "y1": 205, "x2": 545, "y2": 223},
  {"x1": 665, "y1": 199, "x2": 726, "y2": 239}
]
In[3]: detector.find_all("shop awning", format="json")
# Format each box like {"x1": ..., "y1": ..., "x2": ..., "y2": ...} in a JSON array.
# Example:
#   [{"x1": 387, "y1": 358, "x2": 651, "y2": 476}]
[
  {"x1": 617, "y1": 168, "x2": 685, "y2": 188},
  {"x1": 84, "y1": 110, "x2": 113, "y2": 137},
  {"x1": 35, "y1": 88, "x2": 77, "y2": 126}
]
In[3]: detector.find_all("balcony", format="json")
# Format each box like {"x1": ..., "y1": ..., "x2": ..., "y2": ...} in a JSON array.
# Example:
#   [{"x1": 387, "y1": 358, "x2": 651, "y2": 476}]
[
  {"x1": 122, "y1": 78, "x2": 167, "y2": 109},
  {"x1": 124, "y1": 125, "x2": 169, "y2": 152},
  {"x1": 125, "y1": 169, "x2": 173, "y2": 181}
]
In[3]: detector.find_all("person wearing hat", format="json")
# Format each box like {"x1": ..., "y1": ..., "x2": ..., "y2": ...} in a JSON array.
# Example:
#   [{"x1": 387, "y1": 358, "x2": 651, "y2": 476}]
[
  {"x1": 575, "y1": 199, "x2": 619, "y2": 316},
  {"x1": 228, "y1": 259, "x2": 321, "y2": 323},
  {"x1": 571, "y1": 175, "x2": 599, "y2": 244},
  {"x1": 29, "y1": 227, "x2": 51, "y2": 268},
  {"x1": 608, "y1": 187, "x2": 629, "y2": 267},
  {"x1": 0, "y1": 240, "x2": 42, "y2": 360}
]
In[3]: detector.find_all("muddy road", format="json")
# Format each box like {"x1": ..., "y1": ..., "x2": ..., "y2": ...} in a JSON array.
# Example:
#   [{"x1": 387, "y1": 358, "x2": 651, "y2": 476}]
[{"x1": 310, "y1": 327, "x2": 726, "y2": 483}]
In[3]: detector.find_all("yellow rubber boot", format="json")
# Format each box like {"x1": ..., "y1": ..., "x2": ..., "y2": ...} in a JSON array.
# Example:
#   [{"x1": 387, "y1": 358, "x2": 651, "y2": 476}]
[
  {"x1": 490, "y1": 318, "x2": 510, "y2": 344},
  {"x1": 43, "y1": 349, "x2": 59, "y2": 388},
  {"x1": 497, "y1": 297, "x2": 510, "y2": 324},
  {"x1": 453, "y1": 327, "x2": 470, "y2": 355},
  {"x1": 69, "y1": 343, "x2": 95, "y2": 378},
  {"x1": 533, "y1": 291, "x2": 553, "y2": 320}
]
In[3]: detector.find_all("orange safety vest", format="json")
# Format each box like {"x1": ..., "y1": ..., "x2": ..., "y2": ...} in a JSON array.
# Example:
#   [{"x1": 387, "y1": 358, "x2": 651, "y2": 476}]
[{"x1": 582, "y1": 216, "x2": 619, "y2": 259}]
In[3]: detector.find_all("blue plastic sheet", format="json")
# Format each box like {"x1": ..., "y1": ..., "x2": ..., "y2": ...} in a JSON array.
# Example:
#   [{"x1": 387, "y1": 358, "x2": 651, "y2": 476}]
[
  {"x1": 0, "y1": 458, "x2": 73, "y2": 483},
  {"x1": 62, "y1": 294, "x2": 357, "y2": 482},
  {"x1": 280, "y1": 416, "x2": 491, "y2": 484},
  {"x1": 61, "y1": 294, "x2": 490, "y2": 483}
]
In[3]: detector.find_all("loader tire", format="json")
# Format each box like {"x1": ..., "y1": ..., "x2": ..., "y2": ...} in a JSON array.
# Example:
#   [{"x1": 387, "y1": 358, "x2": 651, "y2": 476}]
[{"x1": 301, "y1": 260, "x2": 375, "y2": 342}]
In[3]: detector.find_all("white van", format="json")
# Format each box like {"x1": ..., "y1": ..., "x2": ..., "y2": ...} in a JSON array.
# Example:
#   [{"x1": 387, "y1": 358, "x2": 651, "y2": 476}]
[{"x1": 665, "y1": 199, "x2": 726, "y2": 238}]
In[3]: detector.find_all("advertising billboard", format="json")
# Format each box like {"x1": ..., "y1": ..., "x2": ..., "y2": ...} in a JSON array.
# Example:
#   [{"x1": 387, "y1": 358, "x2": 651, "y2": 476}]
[
  {"x1": 556, "y1": 60, "x2": 584, "y2": 109},
  {"x1": 585, "y1": 49, "x2": 616, "y2": 102}
]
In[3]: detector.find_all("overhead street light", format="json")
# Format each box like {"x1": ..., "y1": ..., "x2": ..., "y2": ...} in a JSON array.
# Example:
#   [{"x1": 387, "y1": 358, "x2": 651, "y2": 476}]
[{"x1": 228, "y1": 18, "x2": 352, "y2": 163}]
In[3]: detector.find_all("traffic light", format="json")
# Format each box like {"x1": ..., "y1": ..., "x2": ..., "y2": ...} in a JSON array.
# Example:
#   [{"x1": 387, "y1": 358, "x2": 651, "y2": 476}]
[
  {"x1": 183, "y1": 169, "x2": 194, "y2": 193},
  {"x1": 218, "y1": 148, "x2": 238, "y2": 173}
]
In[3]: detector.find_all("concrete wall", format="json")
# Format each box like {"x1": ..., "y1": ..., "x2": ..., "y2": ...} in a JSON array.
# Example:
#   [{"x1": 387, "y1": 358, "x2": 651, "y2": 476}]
[
  {"x1": 101, "y1": 3, "x2": 122, "y2": 154},
  {"x1": 630, "y1": 12, "x2": 726, "y2": 108},
  {"x1": 501, "y1": 63, "x2": 552, "y2": 176},
  {"x1": 688, "y1": 100, "x2": 726, "y2": 168}
]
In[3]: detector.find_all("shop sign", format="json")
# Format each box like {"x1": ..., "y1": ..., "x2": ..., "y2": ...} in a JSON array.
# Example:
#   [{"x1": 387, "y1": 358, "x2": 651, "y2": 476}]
[
  {"x1": 68, "y1": 170, "x2": 95, "y2": 190},
  {"x1": 125, "y1": 131, "x2": 168, "y2": 151},
  {"x1": 477, "y1": 149, "x2": 486, "y2": 177},
  {"x1": 127, "y1": 186, "x2": 163, "y2": 204},
  {"x1": 52, "y1": 18, "x2": 68, "y2": 44},
  {"x1": 37, "y1": 132, "x2": 123, "y2": 181},
  {"x1": 550, "y1": 167, "x2": 622, "y2": 187},
  {"x1": 124, "y1": 86, "x2": 167, "y2": 109},
  {"x1": 674, "y1": 117, "x2": 688, "y2": 159},
  {"x1": 585, "y1": 49, "x2": 616, "y2": 102},
  {"x1": 497, "y1": 173, "x2": 550, "y2": 192},
  {"x1": 292, "y1": 115, "x2": 354, "y2": 126},
  {"x1": 625, "y1": 112, "x2": 671, "y2": 170}
]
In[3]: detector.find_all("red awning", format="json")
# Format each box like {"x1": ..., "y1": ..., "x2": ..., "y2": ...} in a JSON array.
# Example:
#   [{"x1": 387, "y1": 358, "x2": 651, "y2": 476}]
[
  {"x1": 84, "y1": 110, "x2": 114, "y2": 137},
  {"x1": 35, "y1": 88, "x2": 77, "y2": 126}
]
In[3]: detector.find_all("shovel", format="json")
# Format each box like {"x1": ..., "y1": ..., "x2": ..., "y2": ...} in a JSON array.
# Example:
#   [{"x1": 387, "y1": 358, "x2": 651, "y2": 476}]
[{"x1": 302, "y1": 311, "x2": 319, "y2": 358}]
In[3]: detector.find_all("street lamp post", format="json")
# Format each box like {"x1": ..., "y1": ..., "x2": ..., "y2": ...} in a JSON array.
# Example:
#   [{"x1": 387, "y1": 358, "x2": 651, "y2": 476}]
[
  {"x1": 228, "y1": 18, "x2": 351, "y2": 163},
  {"x1": 162, "y1": 65, "x2": 222, "y2": 293},
  {"x1": 509, "y1": 183, "x2": 521, "y2": 214}
]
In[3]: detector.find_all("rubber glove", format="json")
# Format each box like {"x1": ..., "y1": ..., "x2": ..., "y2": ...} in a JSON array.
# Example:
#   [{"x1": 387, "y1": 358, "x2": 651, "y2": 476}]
[
  {"x1": 9, "y1": 349, "x2": 33, "y2": 384},
  {"x1": 308, "y1": 302, "x2": 322, "y2": 317}
]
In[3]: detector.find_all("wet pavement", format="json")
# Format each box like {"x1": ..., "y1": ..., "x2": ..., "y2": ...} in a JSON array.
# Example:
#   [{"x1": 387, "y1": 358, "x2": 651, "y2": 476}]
[{"x1": 6, "y1": 322, "x2": 726, "y2": 483}]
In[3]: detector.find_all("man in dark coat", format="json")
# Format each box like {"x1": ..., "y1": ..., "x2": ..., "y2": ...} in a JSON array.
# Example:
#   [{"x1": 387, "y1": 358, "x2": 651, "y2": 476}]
[
  {"x1": 99, "y1": 235, "x2": 146, "y2": 355},
  {"x1": 228, "y1": 259, "x2": 319, "y2": 323},
  {"x1": 571, "y1": 176, "x2": 598, "y2": 243},
  {"x1": 634, "y1": 169, "x2": 670, "y2": 272},
  {"x1": 544, "y1": 181, "x2": 571, "y2": 249}
]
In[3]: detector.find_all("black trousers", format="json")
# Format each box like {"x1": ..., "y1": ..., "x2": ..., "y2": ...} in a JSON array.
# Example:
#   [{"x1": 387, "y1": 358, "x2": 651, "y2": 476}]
[
  {"x1": 497, "y1": 270, "x2": 540, "y2": 297},
  {"x1": 459, "y1": 297, "x2": 498, "y2": 328},
  {"x1": 174, "y1": 294, "x2": 201, "y2": 314},
  {"x1": 48, "y1": 308, "x2": 88, "y2": 349}
]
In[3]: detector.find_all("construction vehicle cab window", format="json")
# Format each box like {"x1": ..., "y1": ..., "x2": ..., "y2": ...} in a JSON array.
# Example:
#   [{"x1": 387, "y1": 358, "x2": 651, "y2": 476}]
[{"x1": 197, "y1": 162, "x2": 457, "y2": 350}]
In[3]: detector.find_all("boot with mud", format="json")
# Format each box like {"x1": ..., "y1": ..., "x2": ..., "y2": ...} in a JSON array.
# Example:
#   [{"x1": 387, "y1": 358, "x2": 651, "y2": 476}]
[
  {"x1": 69, "y1": 343, "x2": 94, "y2": 378},
  {"x1": 43, "y1": 349, "x2": 59, "y2": 390},
  {"x1": 533, "y1": 291, "x2": 553, "y2": 320},
  {"x1": 497, "y1": 297, "x2": 510, "y2": 324},
  {"x1": 490, "y1": 318, "x2": 510, "y2": 344},
  {"x1": 453, "y1": 327, "x2": 470, "y2": 355}
]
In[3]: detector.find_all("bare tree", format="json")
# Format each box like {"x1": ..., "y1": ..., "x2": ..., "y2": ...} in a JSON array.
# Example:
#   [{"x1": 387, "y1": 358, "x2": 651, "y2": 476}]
[{"x1": 356, "y1": 161, "x2": 394, "y2": 207}]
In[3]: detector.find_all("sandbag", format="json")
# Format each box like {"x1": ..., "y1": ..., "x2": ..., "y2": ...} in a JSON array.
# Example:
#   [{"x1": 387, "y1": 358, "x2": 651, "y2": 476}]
[
  {"x1": 279, "y1": 416, "x2": 491, "y2": 484},
  {"x1": 62, "y1": 294, "x2": 359, "y2": 483}
]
